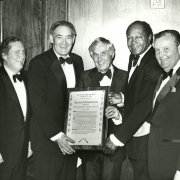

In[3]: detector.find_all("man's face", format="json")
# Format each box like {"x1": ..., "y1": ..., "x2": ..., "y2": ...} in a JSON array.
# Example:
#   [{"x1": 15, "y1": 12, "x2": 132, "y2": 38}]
[
  {"x1": 154, "y1": 33, "x2": 180, "y2": 72},
  {"x1": 50, "y1": 26, "x2": 75, "y2": 57},
  {"x1": 91, "y1": 44, "x2": 113, "y2": 73},
  {"x1": 3, "y1": 41, "x2": 25, "y2": 73},
  {"x1": 127, "y1": 24, "x2": 151, "y2": 55}
]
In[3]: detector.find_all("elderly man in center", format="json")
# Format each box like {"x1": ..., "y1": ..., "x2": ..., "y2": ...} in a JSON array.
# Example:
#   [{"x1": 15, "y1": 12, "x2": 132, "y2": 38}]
[{"x1": 78, "y1": 37, "x2": 127, "y2": 180}]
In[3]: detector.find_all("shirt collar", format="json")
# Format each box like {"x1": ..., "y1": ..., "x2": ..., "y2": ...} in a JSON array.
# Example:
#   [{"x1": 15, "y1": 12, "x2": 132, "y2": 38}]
[
  {"x1": 4, "y1": 64, "x2": 20, "y2": 82},
  {"x1": 136, "y1": 45, "x2": 152, "y2": 66}
]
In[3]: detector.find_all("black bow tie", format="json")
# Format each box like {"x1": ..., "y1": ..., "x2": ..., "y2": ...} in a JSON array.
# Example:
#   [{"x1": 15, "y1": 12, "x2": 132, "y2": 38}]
[
  {"x1": 59, "y1": 57, "x2": 73, "y2": 64},
  {"x1": 130, "y1": 54, "x2": 140, "y2": 67},
  {"x1": 97, "y1": 69, "x2": 112, "y2": 81},
  {"x1": 13, "y1": 73, "x2": 23, "y2": 83},
  {"x1": 162, "y1": 69, "x2": 173, "y2": 80}
]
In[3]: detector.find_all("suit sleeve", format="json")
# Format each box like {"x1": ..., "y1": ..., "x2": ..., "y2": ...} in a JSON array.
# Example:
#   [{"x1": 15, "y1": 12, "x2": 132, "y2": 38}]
[{"x1": 114, "y1": 62, "x2": 161, "y2": 144}]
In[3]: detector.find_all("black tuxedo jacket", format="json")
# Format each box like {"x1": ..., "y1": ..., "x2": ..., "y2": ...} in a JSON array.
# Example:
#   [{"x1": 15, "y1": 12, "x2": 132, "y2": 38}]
[
  {"x1": 78, "y1": 65, "x2": 127, "y2": 161},
  {"x1": 0, "y1": 66, "x2": 30, "y2": 168},
  {"x1": 114, "y1": 47, "x2": 163, "y2": 160},
  {"x1": 28, "y1": 48, "x2": 84, "y2": 154},
  {"x1": 148, "y1": 68, "x2": 180, "y2": 179}
]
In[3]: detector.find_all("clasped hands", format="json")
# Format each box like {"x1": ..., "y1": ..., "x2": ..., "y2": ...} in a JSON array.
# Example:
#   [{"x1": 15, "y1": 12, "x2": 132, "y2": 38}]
[{"x1": 56, "y1": 134, "x2": 75, "y2": 155}]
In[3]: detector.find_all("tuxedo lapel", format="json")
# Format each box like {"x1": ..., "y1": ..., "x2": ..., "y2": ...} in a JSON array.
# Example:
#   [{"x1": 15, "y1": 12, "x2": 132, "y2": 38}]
[
  {"x1": 152, "y1": 74, "x2": 164, "y2": 112},
  {"x1": 92, "y1": 68, "x2": 101, "y2": 86},
  {"x1": 153, "y1": 74, "x2": 164, "y2": 99},
  {"x1": 110, "y1": 66, "x2": 119, "y2": 91},
  {"x1": 128, "y1": 47, "x2": 154, "y2": 87},
  {"x1": 71, "y1": 55, "x2": 82, "y2": 87},
  {"x1": 153, "y1": 69, "x2": 180, "y2": 112},
  {"x1": 1, "y1": 67, "x2": 24, "y2": 118},
  {"x1": 49, "y1": 50, "x2": 67, "y2": 90},
  {"x1": 128, "y1": 66, "x2": 140, "y2": 86}
]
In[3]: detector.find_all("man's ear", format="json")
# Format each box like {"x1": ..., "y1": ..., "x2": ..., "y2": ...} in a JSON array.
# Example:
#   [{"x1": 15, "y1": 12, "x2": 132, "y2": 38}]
[
  {"x1": 72, "y1": 35, "x2": 76, "y2": 45},
  {"x1": 111, "y1": 52, "x2": 115, "y2": 60},
  {"x1": 49, "y1": 34, "x2": 53, "y2": 44},
  {"x1": 148, "y1": 34, "x2": 153, "y2": 44},
  {"x1": 2, "y1": 53, "x2": 7, "y2": 61},
  {"x1": 178, "y1": 44, "x2": 180, "y2": 54}
]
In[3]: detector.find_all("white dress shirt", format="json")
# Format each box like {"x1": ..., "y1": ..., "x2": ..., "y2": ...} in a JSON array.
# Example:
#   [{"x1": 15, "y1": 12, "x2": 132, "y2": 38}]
[{"x1": 51, "y1": 51, "x2": 76, "y2": 141}]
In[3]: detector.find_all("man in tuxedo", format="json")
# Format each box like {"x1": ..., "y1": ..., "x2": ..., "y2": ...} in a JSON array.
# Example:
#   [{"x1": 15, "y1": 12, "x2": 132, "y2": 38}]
[
  {"x1": 0, "y1": 36, "x2": 32, "y2": 180},
  {"x1": 28, "y1": 20, "x2": 84, "y2": 180},
  {"x1": 78, "y1": 37, "x2": 127, "y2": 180},
  {"x1": 148, "y1": 30, "x2": 180, "y2": 180},
  {"x1": 104, "y1": 21, "x2": 163, "y2": 180}
]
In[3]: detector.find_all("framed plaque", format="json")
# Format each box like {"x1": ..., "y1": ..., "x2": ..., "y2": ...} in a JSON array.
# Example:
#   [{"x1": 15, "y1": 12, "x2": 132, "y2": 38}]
[{"x1": 65, "y1": 87, "x2": 110, "y2": 151}]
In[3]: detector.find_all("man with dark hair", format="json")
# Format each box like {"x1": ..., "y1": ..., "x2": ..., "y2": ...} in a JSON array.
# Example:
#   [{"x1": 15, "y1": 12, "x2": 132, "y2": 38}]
[
  {"x1": 0, "y1": 36, "x2": 32, "y2": 180},
  {"x1": 28, "y1": 20, "x2": 84, "y2": 180},
  {"x1": 149, "y1": 30, "x2": 180, "y2": 180},
  {"x1": 104, "y1": 20, "x2": 163, "y2": 180},
  {"x1": 79, "y1": 37, "x2": 127, "y2": 180}
]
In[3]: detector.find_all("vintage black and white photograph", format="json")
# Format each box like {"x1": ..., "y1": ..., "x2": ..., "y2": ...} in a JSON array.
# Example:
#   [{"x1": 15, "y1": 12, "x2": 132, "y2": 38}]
[{"x1": 0, "y1": 0, "x2": 180, "y2": 180}]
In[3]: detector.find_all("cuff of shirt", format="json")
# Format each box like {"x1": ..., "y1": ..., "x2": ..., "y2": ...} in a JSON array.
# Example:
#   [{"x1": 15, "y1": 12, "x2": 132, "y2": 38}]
[
  {"x1": 174, "y1": 170, "x2": 180, "y2": 180},
  {"x1": 110, "y1": 134, "x2": 124, "y2": 147},
  {"x1": 112, "y1": 112, "x2": 122, "y2": 125},
  {"x1": 117, "y1": 92, "x2": 124, "y2": 107},
  {"x1": 50, "y1": 132, "x2": 64, "y2": 141}
]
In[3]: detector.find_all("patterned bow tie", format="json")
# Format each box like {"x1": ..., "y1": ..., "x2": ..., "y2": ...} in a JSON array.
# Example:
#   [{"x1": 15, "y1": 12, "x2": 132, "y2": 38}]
[
  {"x1": 162, "y1": 69, "x2": 173, "y2": 80},
  {"x1": 59, "y1": 57, "x2": 73, "y2": 64},
  {"x1": 130, "y1": 54, "x2": 140, "y2": 67},
  {"x1": 13, "y1": 73, "x2": 23, "y2": 83},
  {"x1": 97, "y1": 69, "x2": 112, "y2": 81}
]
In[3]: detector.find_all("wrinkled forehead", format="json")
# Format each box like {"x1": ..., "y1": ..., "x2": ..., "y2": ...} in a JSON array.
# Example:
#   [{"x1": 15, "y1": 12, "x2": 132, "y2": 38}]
[
  {"x1": 9, "y1": 41, "x2": 24, "y2": 50},
  {"x1": 154, "y1": 34, "x2": 176, "y2": 47},
  {"x1": 127, "y1": 24, "x2": 146, "y2": 35},
  {"x1": 93, "y1": 43, "x2": 108, "y2": 53}
]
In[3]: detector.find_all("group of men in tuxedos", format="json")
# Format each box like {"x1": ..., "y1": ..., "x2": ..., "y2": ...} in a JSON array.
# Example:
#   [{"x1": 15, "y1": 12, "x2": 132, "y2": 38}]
[{"x1": 0, "y1": 19, "x2": 180, "y2": 180}]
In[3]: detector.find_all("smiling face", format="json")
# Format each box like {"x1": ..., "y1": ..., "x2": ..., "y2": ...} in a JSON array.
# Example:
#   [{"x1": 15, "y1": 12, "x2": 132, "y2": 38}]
[
  {"x1": 2, "y1": 41, "x2": 25, "y2": 73},
  {"x1": 154, "y1": 33, "x2": 180, "y2": 72},
  {"x1": 91, "y1": 43, "x2": 113, "y2": 73},
  {"x1": 49, "y1": 25, "x2": 75, "y2": 57},
  {"x1": 127, "y1": 24, "x2": 151, "y2": 55}
]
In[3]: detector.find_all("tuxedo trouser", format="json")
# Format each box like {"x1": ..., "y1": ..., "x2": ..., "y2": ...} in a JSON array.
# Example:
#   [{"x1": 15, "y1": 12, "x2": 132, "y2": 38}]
[
  {"x1": 130, "y1": 158, "x2": 150, "y2": 180},
  {"x1": 0, "y1": 160, "x2": 27, "y2": 180},
  {"x1": 27, "y1": 151, "x2": 77, "y2": 180},
  {"x1": 81, "y1": 153, "x2": 123, "y2": 180},
  {"x1": 127, "y1": 135, "x2": 151, "y2": 180}
]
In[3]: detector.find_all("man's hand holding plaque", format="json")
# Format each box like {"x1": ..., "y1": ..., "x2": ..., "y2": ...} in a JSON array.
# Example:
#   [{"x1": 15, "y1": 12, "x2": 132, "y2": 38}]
[{"x1": 56, "y1": 134, "x2": 76, "y2": 155}]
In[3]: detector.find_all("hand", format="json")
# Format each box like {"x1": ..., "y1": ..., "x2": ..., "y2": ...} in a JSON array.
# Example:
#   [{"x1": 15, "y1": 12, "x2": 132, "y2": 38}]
[
  {"x1": 102, "y1": 137, "x2": 117, "y2": 155},
  {"x1": 105, "y1": 106, "x2": 120, "y2": 119},
  {"x1": 27, "y1": 141, "x2": 33, "y2": 158},
  {"x1": 109, "y1": 92, "x2": 122, "y2": 105},
  {"x1": 56, "y1": 134, "x2": 75, "y2": 155},
  {"x1": 0, "y1": 153, "x2": 4, "y2": 164}
]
